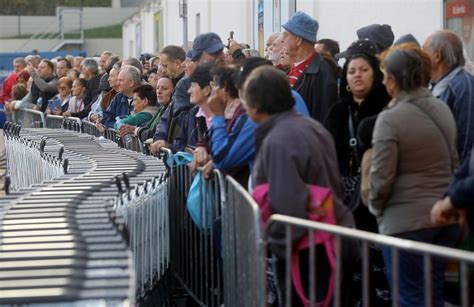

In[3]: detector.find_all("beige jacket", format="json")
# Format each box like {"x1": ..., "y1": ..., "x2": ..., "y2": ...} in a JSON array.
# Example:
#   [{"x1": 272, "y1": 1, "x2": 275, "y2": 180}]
[{"x1": 369, "y1": 87, "x2": 458, "y2": 235}]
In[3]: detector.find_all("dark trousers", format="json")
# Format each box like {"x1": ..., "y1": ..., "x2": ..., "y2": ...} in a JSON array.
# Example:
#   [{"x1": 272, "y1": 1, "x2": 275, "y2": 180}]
[
  {"x1": 381, "y1": 224, "x2": 462, "y2": 307},
  {"x1": 271, "y1": 238, "x2": 359, "y2": 307}
]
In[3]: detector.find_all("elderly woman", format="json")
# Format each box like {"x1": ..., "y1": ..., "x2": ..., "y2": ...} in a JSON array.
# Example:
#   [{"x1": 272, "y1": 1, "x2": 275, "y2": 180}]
[
  {"x1": 116, "y1": 84, "x2": 159, "y2": 130},
  {"x1": 64, "y1": 78, "x2": 87, "y2": 117},
  {"x1": 369, "y1": 47, "x2": 460, "y2": 307},
  {"x1": 46, "y1": 77, "x2": 73, "y2": 115}
]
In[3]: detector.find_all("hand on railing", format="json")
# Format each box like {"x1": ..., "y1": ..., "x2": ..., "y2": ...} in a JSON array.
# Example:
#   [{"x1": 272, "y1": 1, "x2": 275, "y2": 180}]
[
  {"x1": 119, "y1": 124, "x2": 136, "y2": 138},
  {"x1": 95, "y1": 120, "x2": 105, "y2": 133},
  {"x1": 193, "y1": 146, "x2": 210, "y2": 166},
  {"x1": 150, "y1": 140, "x2": 170, "y2": 156},
  {"x1": 201, "y1": 160, "x2": 215, "y2": 179}
]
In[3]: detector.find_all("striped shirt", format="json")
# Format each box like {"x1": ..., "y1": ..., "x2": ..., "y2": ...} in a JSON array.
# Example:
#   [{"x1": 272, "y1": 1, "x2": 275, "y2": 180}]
[{"x1": 288, "y1": 51, "x2": 317, "y2": 87}]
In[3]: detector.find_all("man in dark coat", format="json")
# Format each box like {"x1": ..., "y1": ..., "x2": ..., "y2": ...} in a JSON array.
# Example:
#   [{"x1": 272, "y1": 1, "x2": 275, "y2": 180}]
[{"x1": 281, "y1": 11, "x2": 338, "y2": 122}]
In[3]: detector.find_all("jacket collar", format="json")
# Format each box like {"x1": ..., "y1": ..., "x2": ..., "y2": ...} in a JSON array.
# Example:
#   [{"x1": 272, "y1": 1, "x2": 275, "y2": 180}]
[
  {"x1": 141, "y1": 106, "x2": 159, "y2": 117},
  {"x1": 394, "y1": 87, "x2": 432, "y2": 104},
  {"x1": 431, "y1": 66, "x2": 463, "y2": 98},
  {"x1": 255, "y1": 110, "x2": 296, "y2": 152},
  {"x1": 303, "y1": 52, "x2": 323, "y2": 74}
]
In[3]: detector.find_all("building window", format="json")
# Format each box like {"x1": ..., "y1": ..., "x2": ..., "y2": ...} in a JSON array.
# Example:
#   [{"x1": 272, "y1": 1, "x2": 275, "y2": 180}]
[{"x1": 444, "y1": 0, "x2": 473, "y2": 62}]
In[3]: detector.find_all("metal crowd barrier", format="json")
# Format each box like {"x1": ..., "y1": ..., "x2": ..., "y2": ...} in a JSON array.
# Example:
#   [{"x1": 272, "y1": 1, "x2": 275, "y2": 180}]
[
  {"x1": 266, "y1": 215, "x2": 474, "y2": 307},
  {"x1": 222, "y1": 176, "x2": 265, "y2": 307},
  {"x1": 44, "y1": 114, "x2": 83, "y2": 131},
  {"x1": 11, "y1": 108, "x2": 45, "y2": 128},
  {"x1": 0, "y1": 124, "x2": 170, "y2": 305},
  {"x1": 4, "y1": 123, "x2": 65, "y2": 191},
  {"x1": 122, "y1": 135, "x2": 144, "y2": 153},
  {"x1": 114, "y1": 171, "x2": 170, "y2": 298},
  {"x1": 167, "y1": 151, "x2": 224, "y2": 307},
  {"x1": 82, "y1": 120, "x2": 102, "y2": 137}
]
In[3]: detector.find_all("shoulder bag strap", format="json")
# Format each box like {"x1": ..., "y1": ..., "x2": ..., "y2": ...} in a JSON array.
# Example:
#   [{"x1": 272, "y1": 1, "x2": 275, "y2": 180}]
[
  {"x1": 410, "y1": 102, "x2": 456, "y2": 171},
  {"x1": 347, "y1": 105, "x2": 360, "y2": 170}
]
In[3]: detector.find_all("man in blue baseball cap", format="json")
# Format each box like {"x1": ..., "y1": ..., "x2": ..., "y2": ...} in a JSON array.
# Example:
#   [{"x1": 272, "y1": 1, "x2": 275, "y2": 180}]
[
  {"x1": 281, "y1": 11, "x2": 338, "y2": 123},
  {"x1": 191, "y1": 32, "x2": 226, "y2": 64}
]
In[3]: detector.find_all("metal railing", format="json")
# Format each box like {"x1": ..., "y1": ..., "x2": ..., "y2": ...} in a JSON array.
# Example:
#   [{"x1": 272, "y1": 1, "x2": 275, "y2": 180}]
[
  {"x1": 222, "y1": 176, "x2": 265, "y2": 307},
  {"x1": 114, "y1": 174, "x2": 170, "y2": 298},
  {"x1": 167, "y1": 153, "x2": 224, "y2": 307},
  {"x1": 266, "y1": 215, "x2": 474, "y2": 307},
  {"x1": 45, "y1": 114, "x2": 82, "y2": 130},
  {"x1": 11, "y1": 108, "x2": 45, "y2": 128},
  {"x1": 5, "y1": 115, "x2": 474, "y2": 307},
  {"x1": 4, "y1": 122, "x2": 65, "y2": 191},
  {"x1": 82, "y1": 120, "x2": 102, "y2": 137}
]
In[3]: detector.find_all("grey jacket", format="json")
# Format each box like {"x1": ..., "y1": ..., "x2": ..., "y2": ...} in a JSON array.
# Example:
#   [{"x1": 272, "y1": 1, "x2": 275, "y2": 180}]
[
  {"x1": 369, "y1": 87, "x2": 458, "y2": 235},
  {"x1": 252, "y1": 110, "x2": 354, "y2": 258}
]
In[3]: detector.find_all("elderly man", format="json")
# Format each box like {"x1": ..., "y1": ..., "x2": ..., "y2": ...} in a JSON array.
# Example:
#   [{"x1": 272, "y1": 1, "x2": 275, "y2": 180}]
[
  {"x1": 270, "y1": 34, "x2": 285, "y2": 68},
  {"x1": 265, "y1": 32, "x2": 280, "y2": 60},
  {"x1": 99, "y1": 51, "x2": 112, "y2": 74},
  {"x1": 101, "y1": 65, "x2": 141, "y2": 128},
  {"x1": 0, "y1": 57, "x2": 26, "y2": 104},
  {"x1": 424, "y1": 30, "x2": 474, "y2": 162},
  {"x1": 281, "y1": 11, "x2": 338, "y2": 122}
]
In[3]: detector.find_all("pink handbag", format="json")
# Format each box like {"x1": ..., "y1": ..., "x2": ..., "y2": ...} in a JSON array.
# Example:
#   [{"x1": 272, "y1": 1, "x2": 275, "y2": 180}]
[{"x1": 252, "y1": 184, "x2": 336, "y2": 307}]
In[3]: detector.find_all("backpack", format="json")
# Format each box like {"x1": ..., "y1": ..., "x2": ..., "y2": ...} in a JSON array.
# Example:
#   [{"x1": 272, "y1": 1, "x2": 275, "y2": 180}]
[{"x1": 252, "y1": 183, "x2": 336, "y2": 307}]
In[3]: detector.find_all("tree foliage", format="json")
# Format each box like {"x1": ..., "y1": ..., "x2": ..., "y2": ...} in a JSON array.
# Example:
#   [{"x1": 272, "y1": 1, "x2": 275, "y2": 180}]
[{"x1": 0, "y1": 0, "x2": 112, "y2": 16}]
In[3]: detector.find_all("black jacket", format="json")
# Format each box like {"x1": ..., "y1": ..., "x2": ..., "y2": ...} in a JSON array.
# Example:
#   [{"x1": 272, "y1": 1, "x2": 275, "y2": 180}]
[
  {"x1": 293, "y1": 53, "x2": 338, "y2": 123},
  {"x1": 31, "y1": 75, "x2": 58, "y2": 112},
  {"x1": 72, "y1": 73, "x2": 102, "y2": 119},
  {"x1": 325, "y1": 85, "x2": 390, "y2": 176}
]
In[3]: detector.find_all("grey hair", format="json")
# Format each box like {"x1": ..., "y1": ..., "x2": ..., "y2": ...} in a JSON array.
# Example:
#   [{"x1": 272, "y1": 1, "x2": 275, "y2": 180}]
[
  {"x1": 426, "y1": 30, "x2": 465, "y2": 69},
  {"x1": 122, "y1": 57, "x2": 143, "y2": 75},
  {"x1": 101, "y1": 51, "x2": 113, "y2": 57},
  {"x1": 13, "y1": 57, "x2": 26, "y2": 67},
  {"x1": 384, "y1": 48, "x2": 425, "y2": 91},
  {"x1": 81, "y1": 57, "x2": 99, "y2": 75},
  {"x1": 121, "y1": 65, "x2": 141, "y2": 85}
]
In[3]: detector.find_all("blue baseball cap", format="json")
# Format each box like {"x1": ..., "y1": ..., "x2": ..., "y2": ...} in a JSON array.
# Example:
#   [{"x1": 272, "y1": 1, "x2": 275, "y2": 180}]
[{"x1": 191, "y1": 32, "x2": 225, "y2": 61}]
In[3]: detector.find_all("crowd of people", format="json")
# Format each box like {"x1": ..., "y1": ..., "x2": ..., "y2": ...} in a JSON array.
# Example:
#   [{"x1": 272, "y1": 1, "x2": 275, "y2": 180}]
[{"x1": 1, "y1": 10, "x2": 474, "y2": 307}]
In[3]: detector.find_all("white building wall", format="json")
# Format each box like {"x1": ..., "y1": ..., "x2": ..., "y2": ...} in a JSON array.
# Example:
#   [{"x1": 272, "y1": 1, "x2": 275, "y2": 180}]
[
  {"x1": 259, "y1": 0, "x2": 443, "y2": 55},
  {"x1": 312, "y1": 0, "x2": 444, "y2": 52},
  {"x1": 122, "y1": 14, "x2": 140, "y2": 58},
  {"x1": 123, "y1": 0, "x2": 444, "y2": 58}
]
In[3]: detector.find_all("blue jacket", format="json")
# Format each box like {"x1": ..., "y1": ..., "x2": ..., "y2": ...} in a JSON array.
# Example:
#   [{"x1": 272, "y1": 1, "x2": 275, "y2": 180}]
[
  {"x1": 102, "y1": 92, "x2": 133, "y2": 128},
  {"x1": 292, "y1": 90, "x2": 310, "y2": 117},
  {"x1": 447, "y1": 147, "x2": 474, "y2": 238},
  {"x1": 210, "y1": 93, "x2": 309, "y2": 170},
  {"x1": 436, "y1": 68, "x2": 474, "y2": 162},
  {"x1": 210, "y1": 113, "x2": 257, "y2": 170}
]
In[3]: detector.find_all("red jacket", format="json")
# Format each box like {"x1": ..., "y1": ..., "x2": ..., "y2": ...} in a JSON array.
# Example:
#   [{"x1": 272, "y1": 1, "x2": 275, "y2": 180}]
[{"x1": 0, "y1": 72, "x2": 17, "y2": 104}]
